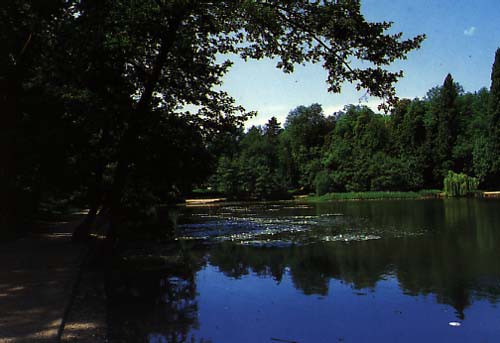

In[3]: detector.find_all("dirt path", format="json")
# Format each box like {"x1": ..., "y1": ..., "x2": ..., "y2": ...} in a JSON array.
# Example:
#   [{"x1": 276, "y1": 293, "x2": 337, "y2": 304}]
[
  {"x1": 60, "y1": 262, "x2": 107, "y2": 343},
  {"x1": 0, "y1": 212, "x2": 88, "y2": 342}
]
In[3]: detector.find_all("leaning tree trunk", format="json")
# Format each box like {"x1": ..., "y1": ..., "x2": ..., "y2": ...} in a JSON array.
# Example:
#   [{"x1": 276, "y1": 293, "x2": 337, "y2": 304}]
[
  {"x1": 73, "y1": 7, "x2": 189, "y2": 245},
  {"x1": 72, "y1": 125, "x2": 109, "y2": 242},
  {"x1": 104, "y1": 13, "x2": 186, "y2": 242}
]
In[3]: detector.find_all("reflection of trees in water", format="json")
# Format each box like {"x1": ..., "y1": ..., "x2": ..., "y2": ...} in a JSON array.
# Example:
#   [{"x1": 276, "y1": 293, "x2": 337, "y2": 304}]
[
  {"x1": 208, "y1": 242, "x2": 287, "y2": 282},
  {"x1": 108, "y1": 199, "x2": 500, "y2": 340},
  {"x1": 209, "y1": 200, "x2": 500, "y2": 318},
  {"x1": 107, "y1": 251, "x2": 209, "y2": 343},
  {"x1": 288, "y1": 242, "x2": 391, "y2": 295},
  {"x1": 210, "y1": 241, "x2": 391, "y2": 296}
]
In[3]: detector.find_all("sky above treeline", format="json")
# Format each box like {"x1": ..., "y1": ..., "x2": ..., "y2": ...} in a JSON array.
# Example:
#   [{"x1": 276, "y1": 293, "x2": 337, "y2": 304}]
[{"x1": 218, "y1": 0, "x2": 500, "y2": 128}]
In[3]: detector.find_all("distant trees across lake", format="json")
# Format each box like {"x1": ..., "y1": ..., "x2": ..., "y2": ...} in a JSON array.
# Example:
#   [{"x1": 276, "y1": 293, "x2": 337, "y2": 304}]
[{"x1": 209, "y1": 49, "x2": 500, "y2": 198}]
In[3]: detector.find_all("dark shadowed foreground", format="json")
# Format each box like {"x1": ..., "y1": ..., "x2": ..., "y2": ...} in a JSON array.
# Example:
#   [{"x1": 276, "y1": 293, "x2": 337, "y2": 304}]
[{"x1": 0, "y1": 214, "x2": 86, "y2": 342}]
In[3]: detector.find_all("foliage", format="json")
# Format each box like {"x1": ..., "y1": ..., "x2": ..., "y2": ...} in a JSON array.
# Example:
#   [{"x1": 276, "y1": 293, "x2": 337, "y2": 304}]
[
  {"x1": 307, "y1": 190, "x2": 440, "y2": 202},
  {"x1": 323, "y1": 105, "x2": 419, "y2": 192},
  {"x1": 282, "y1": 104, "x2": 333, "y2": 191},
  {"x1": 314, "y1": 170, "x2": 334, "y2": 196},
  {"x1": 212, "y1": 121, "x2": 289, "y2": 199},
  {"x1": 443, "y1": 171, "x2": 479, "y2": 197},
  {"x1": 1, "y1": 0, "x2": 426, "y2": 237},
  {"x1": 0, "y1": 1, "x2": 70, "y2": 231},
  {"x1": 212, "y1": 51, "x2": 500, "y2": 200},
  {"x1": 433, "y1": 74, "x2": 460, "y2": 181},
  {"x1": 486, "y1": 49, "x2": 500, "y2": 183}
]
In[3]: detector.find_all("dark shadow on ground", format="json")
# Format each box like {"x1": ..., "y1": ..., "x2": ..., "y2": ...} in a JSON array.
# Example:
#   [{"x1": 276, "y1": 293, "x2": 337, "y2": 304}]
[{"x1": 0, "y1": 214, "x2": 85, "y2": 342}]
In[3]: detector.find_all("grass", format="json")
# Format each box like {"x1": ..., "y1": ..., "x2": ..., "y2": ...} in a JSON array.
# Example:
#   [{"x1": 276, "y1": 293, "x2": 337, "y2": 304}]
[{"x1": 306, "y1": 189, "x2": 441, "y2": 202}]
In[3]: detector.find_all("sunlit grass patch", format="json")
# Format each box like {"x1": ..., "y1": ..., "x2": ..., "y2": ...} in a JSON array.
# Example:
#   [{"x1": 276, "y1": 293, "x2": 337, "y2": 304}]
[{"x1": 306, "y1": 190, "x2": 441, "y2": 202}]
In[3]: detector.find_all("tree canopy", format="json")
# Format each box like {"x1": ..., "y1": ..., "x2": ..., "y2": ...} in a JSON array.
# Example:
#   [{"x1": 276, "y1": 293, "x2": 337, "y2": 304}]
[
  {"x1": 1, "y1": 0, "x2": 425, "y2": 237},
  {"x1": 211, "y1": 51, "x2": 500, "y2": 198}
]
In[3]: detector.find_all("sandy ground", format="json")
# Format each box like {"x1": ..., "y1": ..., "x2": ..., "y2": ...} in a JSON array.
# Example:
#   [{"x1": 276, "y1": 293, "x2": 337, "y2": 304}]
[
  {"x1": 184, "y1": 198, "x2": 227, "y2": 206},
  {"x1": 0, "y1": 213, "x2": 95, "y2": 342},
  {"x1": 60, "y1": 266, "x2": 107, "y2": 343}
]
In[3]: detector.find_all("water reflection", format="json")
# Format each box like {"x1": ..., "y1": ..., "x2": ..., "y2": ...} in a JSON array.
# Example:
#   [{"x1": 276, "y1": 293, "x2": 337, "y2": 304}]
[
  {"x1": 108, "y1": 199, "x2": 500, "y2": 342},
  {"x1": 107, "y1": 250, "x2": 207, "y2": 343},
  {"x1": 210, "y1": 237, "x2": 500, "y2": 319}
]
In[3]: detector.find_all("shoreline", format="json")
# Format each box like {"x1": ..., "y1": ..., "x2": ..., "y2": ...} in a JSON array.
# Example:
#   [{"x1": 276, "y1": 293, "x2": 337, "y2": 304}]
[
  {"x1": 182, "y1": 190, "x2": 443, "y2": 204},
  {"x1": 305, "y1": 190, "x2": 442, "y2": 202},
  {"x1": 183, "y1": 190, "x2": 500, "y2": 204}
]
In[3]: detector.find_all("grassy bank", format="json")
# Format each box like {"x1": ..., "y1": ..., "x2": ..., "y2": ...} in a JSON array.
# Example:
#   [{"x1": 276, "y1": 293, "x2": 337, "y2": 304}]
[{"x1": 306, "y1": 190, "x2": 441, "y2": 202}]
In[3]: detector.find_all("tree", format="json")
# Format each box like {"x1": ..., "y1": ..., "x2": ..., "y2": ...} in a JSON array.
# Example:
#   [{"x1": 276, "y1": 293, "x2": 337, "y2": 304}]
[
  {"x1": 487, "y1": 48, "x2": 500, "y2": 185},
  {"x1": 472, "y1": 49, "x2": 500, "y2": 188},
  {"x1": 211, "y1": 64, "x2": 497, "y2": 196},
  {"x1": 282, "y1": 104, "x2": 334, "y2": 190},
  {"x1": 264, "y1": 117, "x2": 283, "y2": 174},
  {"x1": 74, "y1": 0, "x2": 423, "y2": 217},
  {"x1": 1, "y1": 1, "x2": 424, "y2": 238},
  {"x1": 428, "y1": 74, "x2": 460, "y2": 185},
  {"x1": 264, "y1": 117, "x2": 282, "y2": 139},
  {"x1": 0, "y1": 1, "x2": 69, "y2": 233},
  {"x1": 489, "y1": 49, "x2": 500, "y2": 132},
  {"x1": 470, "y1": 88, "x2": 490, "y2": 183}
]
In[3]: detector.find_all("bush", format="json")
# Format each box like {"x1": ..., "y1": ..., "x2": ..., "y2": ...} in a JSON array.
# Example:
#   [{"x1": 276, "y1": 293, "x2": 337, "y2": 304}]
[
  {"x1": 443, "y1": 171, "x2": 479, "y2": 197},
  {"x1": 314, "y1": 170, "x2": 333, "y2": 196}
]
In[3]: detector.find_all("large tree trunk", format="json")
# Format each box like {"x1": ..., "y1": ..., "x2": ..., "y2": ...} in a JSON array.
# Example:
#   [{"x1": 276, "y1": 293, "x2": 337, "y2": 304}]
[
  {"x1": 0, "y1": 76, "x2": 19, "y2": 232},
  {"x1": 72, "y1": 149, "x2": 107, "y2": 241}
]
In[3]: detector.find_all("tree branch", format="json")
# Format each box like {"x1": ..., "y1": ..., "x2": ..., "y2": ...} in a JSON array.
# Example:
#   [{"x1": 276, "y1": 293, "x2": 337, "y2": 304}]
[
  {"x1": 254, "y1": 1, "x2": 354, "y2": 73},
  {"x1": 19, "y1": 33, "x2": 33, "y2": 57}
]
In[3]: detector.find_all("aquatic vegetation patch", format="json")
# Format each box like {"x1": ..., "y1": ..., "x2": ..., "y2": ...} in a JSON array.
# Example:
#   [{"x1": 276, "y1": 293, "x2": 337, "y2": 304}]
[
  {"x1": 322, "y1": 234, "x2": 382, "y2": 242},
  {"x1": 237, "y1": 240, "x2": 296, "y2": 248},
  {"x1": 178, "y1": 217, "x2": 309, "y2": 244},
  {"x1": 177, "y1": 203, "x2": 430, "y2": 246}
]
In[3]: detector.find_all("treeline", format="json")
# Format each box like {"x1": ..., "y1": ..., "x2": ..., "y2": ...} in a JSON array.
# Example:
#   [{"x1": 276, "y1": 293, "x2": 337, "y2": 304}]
[{"x1": 210, "y1": 50, "x2": 500, "y2": 198}]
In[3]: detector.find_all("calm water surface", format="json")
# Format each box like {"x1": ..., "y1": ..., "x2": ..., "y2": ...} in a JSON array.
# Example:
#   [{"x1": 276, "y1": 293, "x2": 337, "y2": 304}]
[{"x1": 109, "y1": 199, "x2": 500, "y2": 342}]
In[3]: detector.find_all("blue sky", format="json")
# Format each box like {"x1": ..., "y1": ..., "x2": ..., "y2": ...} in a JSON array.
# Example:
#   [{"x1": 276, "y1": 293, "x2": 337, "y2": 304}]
[{"x1": 218, "y1": 0, "x2": 500, "y2": 127}]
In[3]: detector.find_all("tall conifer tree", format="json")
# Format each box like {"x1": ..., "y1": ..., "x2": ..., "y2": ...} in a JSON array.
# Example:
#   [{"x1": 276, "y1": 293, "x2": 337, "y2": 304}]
[
  {"x1": 434, "y1": 74, "x2": 458, "y2": 182},
  {"x1": 473, "y1": 48, "x2": 500, "y2": 187},
  {"x1": 489, "y1": 49, "x2": 500, "y2": 176}
]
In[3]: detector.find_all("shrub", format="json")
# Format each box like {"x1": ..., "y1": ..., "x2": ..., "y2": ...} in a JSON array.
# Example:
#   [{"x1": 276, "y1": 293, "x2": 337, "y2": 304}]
[
  {"x1": 314, "y1": 170, "x2": 333, "y2": 196},
  {"x1": 443, "y1": 171, "x2": 479, "y2": 197}
]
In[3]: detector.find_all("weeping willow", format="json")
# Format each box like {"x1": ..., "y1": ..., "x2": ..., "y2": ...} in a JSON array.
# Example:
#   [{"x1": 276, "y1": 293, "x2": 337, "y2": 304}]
[{"x1": 444, "y1": 171, "x2": 479, "y2": 197}]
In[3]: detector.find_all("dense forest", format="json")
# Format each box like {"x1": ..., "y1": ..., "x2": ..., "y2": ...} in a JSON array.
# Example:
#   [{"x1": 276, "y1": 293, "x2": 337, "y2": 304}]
[{"x1": 209, "y1": 50, "x2": 500, "y2": 198}]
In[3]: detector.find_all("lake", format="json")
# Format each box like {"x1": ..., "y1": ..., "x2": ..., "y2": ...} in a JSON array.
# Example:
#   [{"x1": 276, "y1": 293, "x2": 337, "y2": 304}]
[{"x1": 108, "y1": 198, "x2": 500, "y2": 342}]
